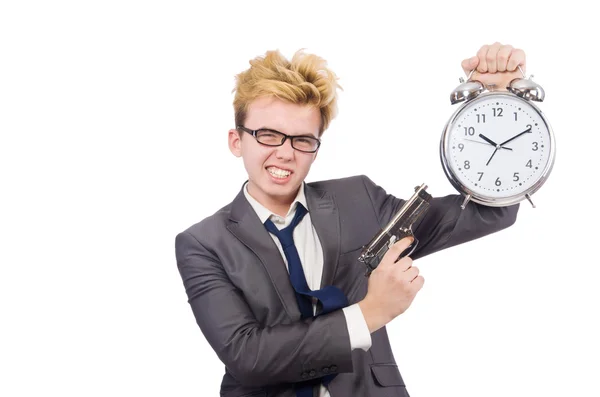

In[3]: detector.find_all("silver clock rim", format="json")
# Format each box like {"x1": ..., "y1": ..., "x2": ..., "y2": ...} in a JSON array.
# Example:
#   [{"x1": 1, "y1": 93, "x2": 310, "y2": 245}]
[{"x1": 439, "y1": 91, "x2": 556, "y2": 207}]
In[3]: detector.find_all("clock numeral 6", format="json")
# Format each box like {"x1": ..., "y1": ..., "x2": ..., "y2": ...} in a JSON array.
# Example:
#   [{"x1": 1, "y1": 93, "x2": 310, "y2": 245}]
[{"x1": 495, "y1": 177, "x2": 501, "y2": 186}]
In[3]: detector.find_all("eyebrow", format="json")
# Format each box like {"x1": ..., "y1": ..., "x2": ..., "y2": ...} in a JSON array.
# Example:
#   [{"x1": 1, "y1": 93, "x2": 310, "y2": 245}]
[{"x1": 260, "y1": 126, "x2": 319, "y2": 138}]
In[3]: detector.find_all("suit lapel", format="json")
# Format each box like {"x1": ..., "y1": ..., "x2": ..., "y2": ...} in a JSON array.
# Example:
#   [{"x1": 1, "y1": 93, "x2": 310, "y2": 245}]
[
  {"x1": 226, "y1": 186, "x2": 301, "y2": 320},
  {"x1": 226, "y1": 182, "x2": 342, "y2": 320},
  {"x1": 304, "y1": 183, "x2": 341, "y2": 289}
]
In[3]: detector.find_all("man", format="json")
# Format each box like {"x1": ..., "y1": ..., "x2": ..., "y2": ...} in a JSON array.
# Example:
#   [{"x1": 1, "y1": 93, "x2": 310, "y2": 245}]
[{"x1": 175, "y1": 43, "x2": 524, "y2": 396}]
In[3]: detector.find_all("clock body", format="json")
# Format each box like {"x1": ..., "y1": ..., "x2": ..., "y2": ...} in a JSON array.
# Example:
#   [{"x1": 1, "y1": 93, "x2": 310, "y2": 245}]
[{"x1": 440, "y1": 91, "x2": 555, "y2": 207}]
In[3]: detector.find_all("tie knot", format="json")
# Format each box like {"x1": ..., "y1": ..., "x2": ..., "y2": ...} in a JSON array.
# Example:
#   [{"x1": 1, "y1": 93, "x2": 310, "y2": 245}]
[{"x1": 264, "y1": 203, "x2": 308, "y2": 248}]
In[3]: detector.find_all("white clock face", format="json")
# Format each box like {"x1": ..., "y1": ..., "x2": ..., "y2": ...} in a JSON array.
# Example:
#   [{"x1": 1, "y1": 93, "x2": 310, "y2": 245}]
[{"x1": 445, "y1": 93, "x2": 553, "y2": 200}]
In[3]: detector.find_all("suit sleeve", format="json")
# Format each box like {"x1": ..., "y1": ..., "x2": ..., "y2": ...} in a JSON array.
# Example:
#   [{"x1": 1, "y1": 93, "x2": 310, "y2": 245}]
[
  {"x1": 175, "y1": 231, "x2": 354, "y2": 388},
  {"x1": 361, "y1": 175, "x2": 520, "y2": 260}
]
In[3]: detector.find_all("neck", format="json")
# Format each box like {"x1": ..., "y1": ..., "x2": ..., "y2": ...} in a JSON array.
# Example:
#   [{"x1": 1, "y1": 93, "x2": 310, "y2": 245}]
[{"x1": 247, "y1": 182, "x2": 299, "y2": 217}]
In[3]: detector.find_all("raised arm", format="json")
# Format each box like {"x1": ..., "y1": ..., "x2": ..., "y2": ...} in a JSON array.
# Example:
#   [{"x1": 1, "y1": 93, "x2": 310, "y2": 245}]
[{"x1": 361, "y1": 175, "x2": 519, "y2": 260}]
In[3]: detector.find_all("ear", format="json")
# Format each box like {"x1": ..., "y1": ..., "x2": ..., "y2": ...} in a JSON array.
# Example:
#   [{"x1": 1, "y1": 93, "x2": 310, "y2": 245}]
[{"x1": 228, "y1": 128, "x2": 242, "y2": 157}]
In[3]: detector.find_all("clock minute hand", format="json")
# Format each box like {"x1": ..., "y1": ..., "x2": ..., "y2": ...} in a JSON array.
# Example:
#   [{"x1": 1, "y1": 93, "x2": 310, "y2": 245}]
[{"x1": 499, "y1": 127, "x2": 532, "y2": 147}]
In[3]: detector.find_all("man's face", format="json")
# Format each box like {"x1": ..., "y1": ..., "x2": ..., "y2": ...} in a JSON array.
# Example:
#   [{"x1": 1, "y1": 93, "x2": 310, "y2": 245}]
[{"x1": 228, "y1": 96, "x2": 321, "y2": 212}]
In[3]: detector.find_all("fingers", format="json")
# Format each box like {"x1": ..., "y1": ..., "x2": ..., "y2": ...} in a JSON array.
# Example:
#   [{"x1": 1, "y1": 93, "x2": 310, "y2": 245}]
[
  {"x1": 485, "y1": 42, "x2": 502, "y2": 73},
  {"x1": 507, "y1": 48, "x2": 526, "y2": 74},
  {"x1": 476, "y1": 44, "x2": 490, "y2": 73},
  {"x1": 473, "y1": 43, "x2": 524, "y2": 74},
  {"x1": 461, "y1": 56, "x2": 478, "y2": 76},
  {"x1": 381, "y1": 237, "x2": 413, "y2": 267},
  {"x1": 412, "y1": 275, "x2": 425, "y2": 290},
  {"x1": 496, "y1": 45, "x2": 513, "y2": 72}
]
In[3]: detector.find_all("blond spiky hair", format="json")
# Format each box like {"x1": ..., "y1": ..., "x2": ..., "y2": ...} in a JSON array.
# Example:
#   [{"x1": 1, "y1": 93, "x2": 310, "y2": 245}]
[{"x1": 233, "y1": 49, "x2": 342, "y2": 136}]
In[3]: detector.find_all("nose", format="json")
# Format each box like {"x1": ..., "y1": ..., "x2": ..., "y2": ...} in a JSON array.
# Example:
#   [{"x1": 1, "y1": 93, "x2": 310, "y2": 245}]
[{"x1": 275, "y1": 138, "x2": 295, "y2": 161}]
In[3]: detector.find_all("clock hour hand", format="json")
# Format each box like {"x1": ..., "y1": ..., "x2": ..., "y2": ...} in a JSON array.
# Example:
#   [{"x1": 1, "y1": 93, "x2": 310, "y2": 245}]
[
  {"x1": 479, "y1": 134, "x2": 498, "y2": 147},
  {"x1": 499, "y1": 126, "x2": 532, "y2": 147}
]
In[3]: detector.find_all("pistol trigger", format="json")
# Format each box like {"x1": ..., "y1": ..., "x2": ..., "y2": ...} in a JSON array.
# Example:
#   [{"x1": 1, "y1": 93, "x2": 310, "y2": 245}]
[{"x1": 387, "y1": 235, "x2": 397, "y2": 248}]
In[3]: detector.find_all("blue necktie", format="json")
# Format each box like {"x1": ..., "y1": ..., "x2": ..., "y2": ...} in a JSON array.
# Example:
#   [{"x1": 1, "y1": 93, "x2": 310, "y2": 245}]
[{"x1": 264, "y1": 203, "x2": 348, "y2": 397}]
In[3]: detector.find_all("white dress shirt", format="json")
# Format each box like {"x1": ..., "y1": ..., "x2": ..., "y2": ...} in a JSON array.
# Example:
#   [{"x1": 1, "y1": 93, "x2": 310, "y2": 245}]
[{"x1": 243, "y1": 182, "x2": 372, "y2": 397}]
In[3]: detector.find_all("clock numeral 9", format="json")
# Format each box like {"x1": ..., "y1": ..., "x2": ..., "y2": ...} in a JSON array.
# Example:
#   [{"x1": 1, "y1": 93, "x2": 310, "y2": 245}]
[
  {"x1": 458, "y1": 143, "x2": 464, "y2": 152},
  {"x1": 464, "y1": 127, "x2": 475, "y2": 136}
]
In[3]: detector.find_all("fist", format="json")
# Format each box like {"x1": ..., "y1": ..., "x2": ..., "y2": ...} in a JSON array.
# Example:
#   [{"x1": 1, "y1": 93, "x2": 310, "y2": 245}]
[
  {"x1": 461, "y1": 42, "x2": 526, "y2": 91},
  {"x1": 358, "y1": 237, "x2": 425, "y2": 333}
]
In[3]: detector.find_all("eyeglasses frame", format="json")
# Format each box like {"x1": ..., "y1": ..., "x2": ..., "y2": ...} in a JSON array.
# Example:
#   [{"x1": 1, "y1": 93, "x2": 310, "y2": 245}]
[{"x1": 236, "y1": 125, "x2": 321, "y2": 153}]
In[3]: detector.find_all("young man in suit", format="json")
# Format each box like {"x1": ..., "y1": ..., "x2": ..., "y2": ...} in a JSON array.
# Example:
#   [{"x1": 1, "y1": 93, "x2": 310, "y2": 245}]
[{"x1": 175, "y1": 43, "x2": 524, "y2": 397}]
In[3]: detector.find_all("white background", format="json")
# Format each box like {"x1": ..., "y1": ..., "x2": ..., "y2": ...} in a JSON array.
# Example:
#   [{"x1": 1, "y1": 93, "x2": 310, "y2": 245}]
[{"x1": 1, "y1": 1, "x2": 598, "y2": 396}]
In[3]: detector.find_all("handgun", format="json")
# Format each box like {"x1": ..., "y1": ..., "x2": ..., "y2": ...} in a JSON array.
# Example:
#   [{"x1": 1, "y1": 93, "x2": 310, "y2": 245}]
[{"x1": 358, "y1": 183, "x2": 432, "y2": 276}]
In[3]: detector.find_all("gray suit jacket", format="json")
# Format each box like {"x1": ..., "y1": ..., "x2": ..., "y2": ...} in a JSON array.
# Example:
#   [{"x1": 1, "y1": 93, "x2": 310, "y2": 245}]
[{"x1": 175, "y1": 175, "x2": 519, "y2": 397}]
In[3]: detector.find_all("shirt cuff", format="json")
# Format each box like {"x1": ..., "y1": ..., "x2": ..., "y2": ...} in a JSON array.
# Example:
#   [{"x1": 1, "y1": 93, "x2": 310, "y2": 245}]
[{"x1": 342, "y1": 303, "x2": 372, "y2": 352}]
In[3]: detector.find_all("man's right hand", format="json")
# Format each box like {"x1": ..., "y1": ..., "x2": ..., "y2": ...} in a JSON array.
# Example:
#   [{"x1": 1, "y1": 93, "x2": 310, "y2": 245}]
[{"x1": 358, "y1": 237, "x2": 425, "y2": 333}]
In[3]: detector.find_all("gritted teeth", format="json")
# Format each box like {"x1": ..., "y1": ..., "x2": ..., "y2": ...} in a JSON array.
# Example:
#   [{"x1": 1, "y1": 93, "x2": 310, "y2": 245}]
[{"x1": 267, "y1": 166, "x2": 291, "y2": 178}]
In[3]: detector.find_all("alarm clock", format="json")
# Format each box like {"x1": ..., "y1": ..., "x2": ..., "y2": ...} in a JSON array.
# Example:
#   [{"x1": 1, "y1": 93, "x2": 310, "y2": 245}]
[{"x1": 440, "y1": 67, "x2": 556, "y2": 209}]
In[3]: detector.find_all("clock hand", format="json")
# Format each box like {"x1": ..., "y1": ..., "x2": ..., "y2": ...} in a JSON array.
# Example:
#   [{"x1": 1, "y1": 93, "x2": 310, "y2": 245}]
[
  {"x1": 478, "y1": 134, "x2": 498, "y2": 146},
  {"x1": 485, "y1": 147, "x2": 499, "y2": 166},
  {"x1": 471, "y1": 136, "x2": 513, "y2": 150},
  {"x1": 499, "y1": 127, "x2": 532, "y2": 147}
]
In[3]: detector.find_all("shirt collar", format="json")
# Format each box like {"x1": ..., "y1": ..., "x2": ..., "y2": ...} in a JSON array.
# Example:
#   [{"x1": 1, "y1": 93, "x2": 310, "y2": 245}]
[{"x1": 243, "y1": 181, "x2": 308, "y2": 224}]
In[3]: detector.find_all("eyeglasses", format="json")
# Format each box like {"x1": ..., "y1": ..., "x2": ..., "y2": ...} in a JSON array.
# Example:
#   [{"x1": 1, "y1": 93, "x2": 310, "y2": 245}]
[{"x1": 237, "y1": 125, "x2": 321, "y2": 153}]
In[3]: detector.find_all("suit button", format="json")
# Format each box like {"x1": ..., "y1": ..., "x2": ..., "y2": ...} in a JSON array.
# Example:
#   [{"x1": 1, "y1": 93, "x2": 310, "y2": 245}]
[
  {"x1": 309, "y1": 370, "x2": 316, "y2": 377},
  {"x1": 330, "y1": 365, "x2": 338, "y2": 372},
  {"x1": 322, "y1": 367, "x2": 330, "y2": 374},
  {"x1": 301, "y1": 372, "x2": 308, "y2": 379}
]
